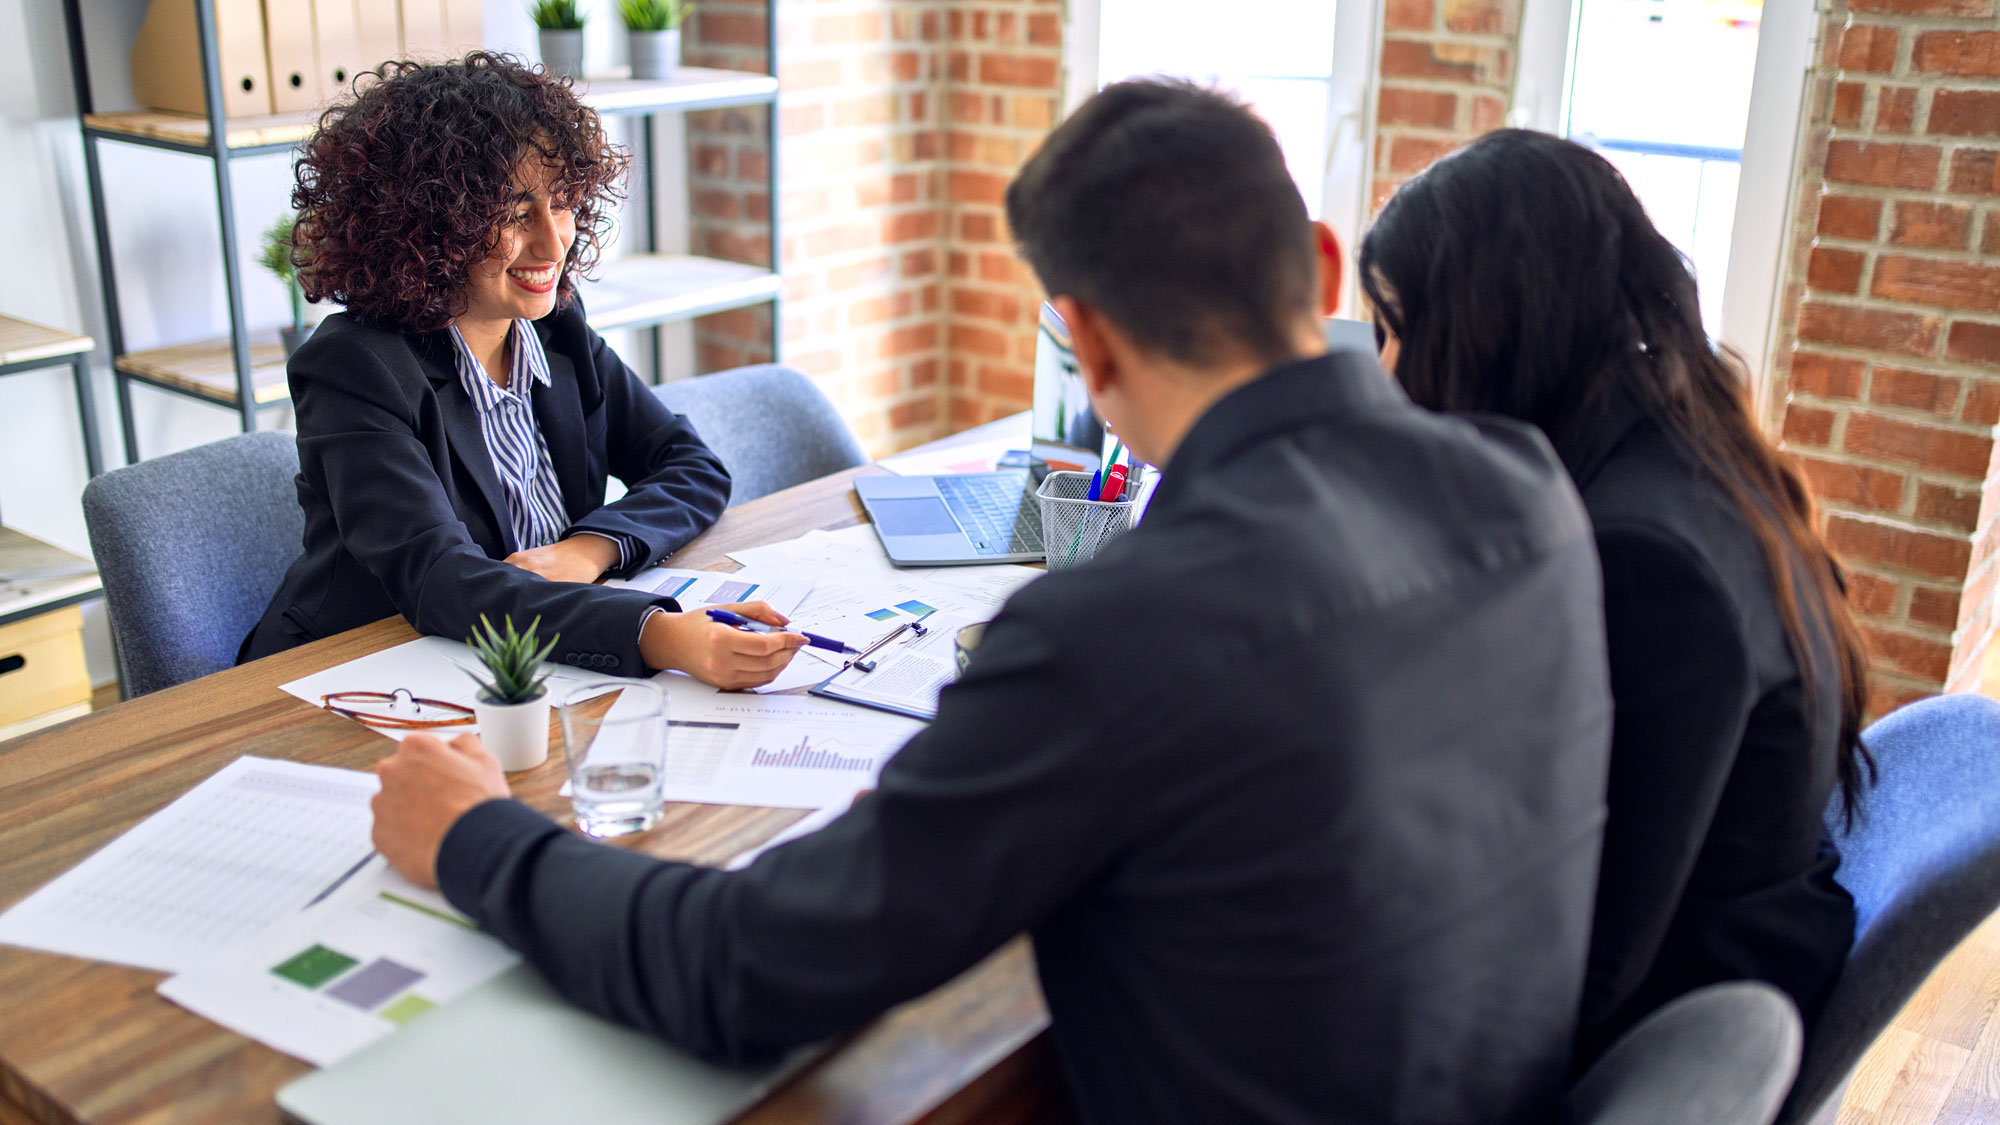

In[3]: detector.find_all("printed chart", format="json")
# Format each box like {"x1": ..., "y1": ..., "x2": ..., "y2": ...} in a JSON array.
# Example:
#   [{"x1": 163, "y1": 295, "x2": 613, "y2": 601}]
[
  {"x1": 632, "y1": 680, "x2": 926, "y2": 809},
  {"x1": 161, "y1": 861, "x2": 518, "y2": 1067}
]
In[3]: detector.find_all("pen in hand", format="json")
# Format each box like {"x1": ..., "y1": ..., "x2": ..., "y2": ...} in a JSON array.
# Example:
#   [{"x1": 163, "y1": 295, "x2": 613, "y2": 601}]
[{"x1": 706, "y1": 608, "x2": 858, "y2": 655}]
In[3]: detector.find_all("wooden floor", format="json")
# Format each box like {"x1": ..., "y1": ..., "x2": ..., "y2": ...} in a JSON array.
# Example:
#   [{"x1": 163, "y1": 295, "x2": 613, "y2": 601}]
[
  {"x1": 50, "y1": 681, "x2": 2000, "y2": 1124},
  {"x1": 1839, "y1": 908, "x2": 2000, "y2": 1124}
]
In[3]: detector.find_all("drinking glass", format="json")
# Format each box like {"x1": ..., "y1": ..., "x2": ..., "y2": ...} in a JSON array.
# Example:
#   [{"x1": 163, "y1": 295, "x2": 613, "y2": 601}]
[{"x1": 557, "y1": 680, "x2": 668, "y2": 838}]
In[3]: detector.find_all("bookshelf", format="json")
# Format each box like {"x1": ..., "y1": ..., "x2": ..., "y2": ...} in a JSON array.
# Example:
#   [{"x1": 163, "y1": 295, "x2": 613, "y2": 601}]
[{"x1": 60, "y1": 1, "x2": 781, "y2": 462}]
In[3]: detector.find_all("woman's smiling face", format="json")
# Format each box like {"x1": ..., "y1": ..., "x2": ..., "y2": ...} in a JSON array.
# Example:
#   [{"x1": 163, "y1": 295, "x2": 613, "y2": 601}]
[{"x1": 459, "y1": 154, "x2": 578, "y2": 328}]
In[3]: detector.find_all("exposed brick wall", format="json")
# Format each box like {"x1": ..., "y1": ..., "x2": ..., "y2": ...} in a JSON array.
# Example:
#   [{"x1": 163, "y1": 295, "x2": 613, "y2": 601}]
[
  {"x1": 765, "y1": 0, "x2": 946, "y2": 454},
  {"x1": 1372, "y1": 0, "x2": 1524, "y2": 210},
  {"x1": 940, "y1": 2, "x2": 1064, "y2": 431},
  {"x1": 683, "y1": 1, "x2": 778, "y2": 375},
  {"x1": 1773, "y1": 0, "x2": 2000, "y2": 710},
  {"x1": 678, "y1": 1, "x2": 1060, "y2": 455}
]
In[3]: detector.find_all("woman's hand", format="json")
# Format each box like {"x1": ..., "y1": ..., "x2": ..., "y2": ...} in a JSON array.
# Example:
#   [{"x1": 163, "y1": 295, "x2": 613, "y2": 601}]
[
  {"x1": 641, "y1": 601, "x2": 807, "y2": 689},
  {"x1": 504, "y1": 534, "x2": 622, "y2": 584}
]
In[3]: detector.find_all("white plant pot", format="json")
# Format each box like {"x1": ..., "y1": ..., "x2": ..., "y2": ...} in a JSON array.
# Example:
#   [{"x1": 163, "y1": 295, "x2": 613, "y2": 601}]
[
  {"x1": 629, "y1": 29, "x2": 680, "y2": 80},
  {"x1": 538, "y1": 28, "x2": 585, "y2": 81},
  {"x1": 474, "y1": 688, "x2": 551, "y2": 772}
]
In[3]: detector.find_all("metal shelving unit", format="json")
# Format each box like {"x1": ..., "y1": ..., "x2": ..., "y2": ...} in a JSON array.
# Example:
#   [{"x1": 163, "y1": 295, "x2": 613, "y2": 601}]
[{"x1": 60, "y1": 1, "x2": 780, "y2": 463}]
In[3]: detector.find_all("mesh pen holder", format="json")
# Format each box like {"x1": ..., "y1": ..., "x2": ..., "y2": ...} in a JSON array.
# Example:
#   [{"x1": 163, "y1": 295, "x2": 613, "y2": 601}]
[{"x1": 1037, "y1": 470, "x2": 1141, "y2": 571}]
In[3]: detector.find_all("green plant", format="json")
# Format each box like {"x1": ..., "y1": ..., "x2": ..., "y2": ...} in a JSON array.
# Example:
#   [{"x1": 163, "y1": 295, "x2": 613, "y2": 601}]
[
  {"x1": 465, "y1": 615, "x2": 560, "y2": 704},
  {"x1": 529, "y1": 0, "x2": 586, "y2": 30},
  {"x1": 617, "y1": 0, "x2": 692, "y2": 30},
  {"x1": 257, "y1": 213, "x2": 306, "y2": 333}
]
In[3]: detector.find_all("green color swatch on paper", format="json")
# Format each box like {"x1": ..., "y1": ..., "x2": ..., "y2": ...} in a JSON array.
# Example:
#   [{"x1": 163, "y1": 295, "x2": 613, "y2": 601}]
[
  {"x1": 865, "y1": 608, "x2": 898, "y2": 621},
  {"x1": 272, "y1": 944, "x2": 359, "y2": 989},
  {"x1": 379, "y1": 992, "x2": 437, "y2": 1025}
]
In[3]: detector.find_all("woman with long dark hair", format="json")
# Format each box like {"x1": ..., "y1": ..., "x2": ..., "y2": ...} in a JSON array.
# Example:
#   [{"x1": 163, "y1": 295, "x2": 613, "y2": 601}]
[
  {"x1": 240, "y1": 53, "x2": 803, "y2": 688},
  {"x1": 1361, "y1": 129, "x2": 1871, "y2": 1063}
]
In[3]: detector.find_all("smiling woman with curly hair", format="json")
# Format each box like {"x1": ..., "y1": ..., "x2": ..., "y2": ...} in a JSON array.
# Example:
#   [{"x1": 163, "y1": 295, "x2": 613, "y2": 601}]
[{"x1": 242, "y1": 53, "x2": 805, "y2": 689}]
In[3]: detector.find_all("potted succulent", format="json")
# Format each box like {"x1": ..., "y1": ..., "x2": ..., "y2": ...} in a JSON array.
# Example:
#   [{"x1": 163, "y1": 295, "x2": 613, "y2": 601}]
[
  {"x1": 620, "y1": 0, "x2": 692, "y2": 81},
  {"x1": 531, "y1": 0, "x2": 587, "y2": 80},
  {"x1": 257, "y1": 213, "x2": 312, "y2": 358},
  {"x1": 466, "y1": 614, "x2": 560, "y2": 771}
]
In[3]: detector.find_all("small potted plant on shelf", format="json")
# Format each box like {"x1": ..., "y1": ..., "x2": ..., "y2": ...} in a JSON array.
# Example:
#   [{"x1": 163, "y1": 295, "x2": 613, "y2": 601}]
[
  {"x1": 531, "y1": 0, "x2": 587, "y2": 80},
  {"x1": 620, "y1": 0, "x2": 692, "y2": 80},
  {"x1": 258, "y1": 213, "x2": 312, "y2": 358},
  {"x1": 466, "y1": 614, "x2": 560, "y2": 771}
]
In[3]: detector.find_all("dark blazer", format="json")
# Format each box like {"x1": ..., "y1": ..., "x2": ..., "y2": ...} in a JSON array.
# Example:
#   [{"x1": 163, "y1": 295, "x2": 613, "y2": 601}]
[
  {"x1": 1558, "y1": 385, "x2": 1855, "y2": 1064},
  {"x1": 240, "y1": 301, "x2": 730, "y2": 675},
  {"x1": 436, "y1": 352, "x2": 1616, "y2": 1124}
]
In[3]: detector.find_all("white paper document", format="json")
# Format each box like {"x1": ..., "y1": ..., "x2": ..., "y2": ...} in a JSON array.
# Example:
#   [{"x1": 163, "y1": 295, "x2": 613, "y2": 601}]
[
  {"x1": 0, "y1": 757, "x2": 379, "y2": 973},
  {"x1": 809, "y1": 613, "x2": 976, "y2": 721},
  {"x1": 875, "y1": 435, "x2": 1024, "y2": 477},
  {"x1": 610, "y1": 674, "x2": 924, "y2": 809},
  {"x1": 279, "y1": 636, "x2": 623, "y2": 742},
  {"x1": 747, "y1": 645, "x2": 842, "y2": 694},
  {"x1": 725, "y1": 801, "x2": 853, "y2": 871},
  {"x1": 160, "y1": 859, "x2": 519, "y2": 1067},
  {"x1": 603, "y1": 567, "x2": 811, "y2": 619},
  {"x1": 727, "y1": 524, "x2": 1042, "y2": 619}
]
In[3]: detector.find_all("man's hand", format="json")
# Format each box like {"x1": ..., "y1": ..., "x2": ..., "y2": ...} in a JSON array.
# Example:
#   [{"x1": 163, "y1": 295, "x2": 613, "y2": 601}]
[
  {"x1": 504, "y1": 534, "x2": 622, "y2": 584},
  {"x1": 372, "y1": 733, "x2": 512, "y2": 890},
  {"x1": 640, "y1": 600, "x2": 807, "y2": 690}
]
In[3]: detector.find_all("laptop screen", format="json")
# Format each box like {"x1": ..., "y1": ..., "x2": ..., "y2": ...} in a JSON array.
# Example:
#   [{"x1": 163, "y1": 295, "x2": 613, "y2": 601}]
[{"x1": 1030, "y1": 303, "x2": 1103, "y2": 465}]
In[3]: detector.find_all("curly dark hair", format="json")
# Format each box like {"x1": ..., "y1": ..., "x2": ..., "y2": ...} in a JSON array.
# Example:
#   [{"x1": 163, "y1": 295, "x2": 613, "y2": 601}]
[{"x1": 291, "y1": 52, "x2": 628, "y2": 332}]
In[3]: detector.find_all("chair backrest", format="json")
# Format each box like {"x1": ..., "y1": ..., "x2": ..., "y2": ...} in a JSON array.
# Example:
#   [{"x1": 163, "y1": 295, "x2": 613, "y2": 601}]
[
  {"x1": 81, "y1": 431, "x2": 304, "y2": 698},
  {"x1": 1776, "y1": 692, "x2": 2000, "y2": 1124},
  {"x1": 652, "y1": 364, "x2": 867, "y2": 506},
  {"x1": 1567, "y1": 981, "x2": 1801, "y2": 1125}
]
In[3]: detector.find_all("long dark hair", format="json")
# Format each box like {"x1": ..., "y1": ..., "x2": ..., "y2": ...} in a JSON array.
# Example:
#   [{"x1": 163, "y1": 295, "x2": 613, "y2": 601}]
[{"x1": 1361, "y1": 129, "x2": 1872, "y2": 818}]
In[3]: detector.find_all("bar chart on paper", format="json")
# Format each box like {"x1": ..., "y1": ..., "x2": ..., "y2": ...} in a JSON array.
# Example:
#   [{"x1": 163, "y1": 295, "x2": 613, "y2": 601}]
[
  {"x1": 643, "y1": 701, "x2": 922, "y2": 810},
  {"x1": 750, "y1": 734, "x2": 879, "y2": 772}
]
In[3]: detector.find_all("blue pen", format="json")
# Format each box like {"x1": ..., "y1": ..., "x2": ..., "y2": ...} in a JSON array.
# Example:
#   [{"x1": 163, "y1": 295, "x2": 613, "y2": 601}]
[{"x1": 706, "y1": 608, "x2": 858, "y2": 654}]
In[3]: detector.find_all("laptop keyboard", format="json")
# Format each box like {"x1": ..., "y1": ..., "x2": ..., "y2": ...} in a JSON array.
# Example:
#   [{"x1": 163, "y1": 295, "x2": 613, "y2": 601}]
[{"x1": 937, "y1": 474, "x2": 1045, "y2": 555}]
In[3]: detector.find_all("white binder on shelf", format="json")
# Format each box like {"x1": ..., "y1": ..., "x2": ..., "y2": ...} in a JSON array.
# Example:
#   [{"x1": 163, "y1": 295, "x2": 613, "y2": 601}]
[
  {"x1": 131, "y1": 0, "x2": 274, "y2": 119},
  {"x1": 351, "y1": 0, "x2": 402, "y2": 74},
  {"x1": 264, "y1": 0, "x2": 322, "y2": 113},
  {"x1": 311, "y1": 0, "x2": 364, "y2": 97},
  {"x1": 441, "y1": 0, "x2": 482, "y2": 56},
  {"x1": 396, "y1": 0, "x2": 447, "y2": 62}
]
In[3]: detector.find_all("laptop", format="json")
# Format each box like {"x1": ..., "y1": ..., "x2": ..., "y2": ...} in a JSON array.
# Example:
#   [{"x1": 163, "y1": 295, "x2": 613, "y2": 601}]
[
  {"x1": 856, "y1": 303, "x2": 1100, "y2": 566},
  {"x1": 853, "y1": 312, "x2": 1379, "y2": 568}
]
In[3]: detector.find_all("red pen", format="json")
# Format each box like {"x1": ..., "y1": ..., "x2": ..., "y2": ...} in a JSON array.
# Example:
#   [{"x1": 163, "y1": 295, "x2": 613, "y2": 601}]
[{"x1": 1101, "y1": 464, "x2": 1129, "y2": 503}]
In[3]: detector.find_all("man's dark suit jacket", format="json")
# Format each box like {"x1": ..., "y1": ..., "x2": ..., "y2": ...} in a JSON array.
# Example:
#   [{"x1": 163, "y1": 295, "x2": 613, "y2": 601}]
[
  {"x1": 1559, "y1": 385, "x2": 1856, "y2": 1063},
  {"x1": 240, "y1": 302, "x2": 729, "y2": 675},
  {"x1": 436, "y1": 352, "x2": 1615, "y2": 1124}
]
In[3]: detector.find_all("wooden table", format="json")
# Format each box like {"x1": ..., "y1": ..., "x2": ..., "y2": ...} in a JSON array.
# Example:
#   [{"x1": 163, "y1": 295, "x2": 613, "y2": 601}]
[{"x1": 0, "y1": 437, "x2": 1071, "y2": 1123}]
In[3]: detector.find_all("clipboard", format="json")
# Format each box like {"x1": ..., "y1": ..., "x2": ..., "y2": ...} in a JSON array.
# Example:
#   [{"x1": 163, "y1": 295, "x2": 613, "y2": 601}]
[{"x1": 807, "y1": 613, "x2": 974, "y2": 722}]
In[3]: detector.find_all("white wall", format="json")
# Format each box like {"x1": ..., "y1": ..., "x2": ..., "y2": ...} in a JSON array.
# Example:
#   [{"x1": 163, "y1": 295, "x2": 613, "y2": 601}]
[{"x1": 2, "y1": 0, "x2": 682, "y2": 688}]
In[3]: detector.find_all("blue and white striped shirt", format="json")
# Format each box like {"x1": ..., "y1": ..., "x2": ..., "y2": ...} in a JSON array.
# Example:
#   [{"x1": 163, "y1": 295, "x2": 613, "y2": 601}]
[{"x1": 447, "y1": 321, "x2": 628, "y2": 568}]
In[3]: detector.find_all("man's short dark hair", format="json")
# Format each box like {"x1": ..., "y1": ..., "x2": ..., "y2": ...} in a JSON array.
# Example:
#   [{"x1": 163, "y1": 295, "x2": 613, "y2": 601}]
[{"x1": 1005, "y1": 80, "x2": 1318, "y2": 367}]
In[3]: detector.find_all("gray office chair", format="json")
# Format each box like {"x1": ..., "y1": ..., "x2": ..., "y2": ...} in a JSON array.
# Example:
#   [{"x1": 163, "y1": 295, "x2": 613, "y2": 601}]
[
  {"x1": 81, "y1": 431, "x2": 304, "y2": 698},
  {"x1": 1777, "y1": 692, "x2": 2000, "y2": 1124},
  {"x1": 1567, "y1": 981, "x2": 1801, "y2": 1125},
  {"x1": 653, "y1": 364, "x2": 867, "y2": 505}
]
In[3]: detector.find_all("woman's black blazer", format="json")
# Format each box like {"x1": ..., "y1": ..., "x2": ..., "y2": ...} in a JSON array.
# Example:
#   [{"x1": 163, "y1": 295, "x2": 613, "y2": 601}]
[
  {"x1": 240, "y1": 301, "x2": 729, "y2": 676},
  {"x1": 1558, "y1": 385, "x2": 1855, "y2": 1065}
]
